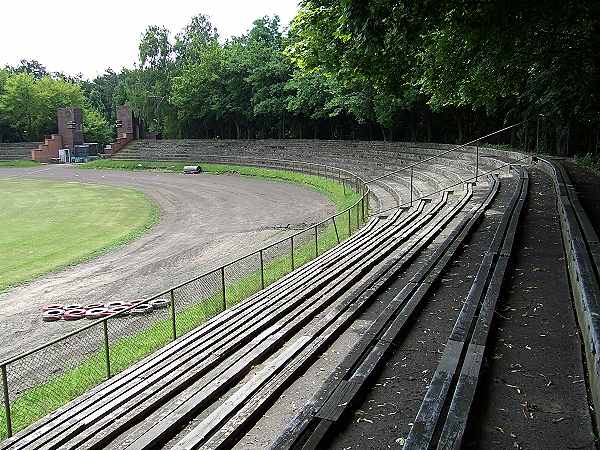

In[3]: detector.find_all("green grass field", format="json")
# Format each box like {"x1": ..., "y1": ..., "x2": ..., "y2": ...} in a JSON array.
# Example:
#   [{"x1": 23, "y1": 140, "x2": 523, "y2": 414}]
[{"x1": 0, "y1": 179, "x2": 158, "y2": 291}]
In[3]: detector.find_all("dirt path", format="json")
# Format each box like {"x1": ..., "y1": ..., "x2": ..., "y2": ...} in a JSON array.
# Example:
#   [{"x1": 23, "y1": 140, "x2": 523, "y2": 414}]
[{"x1": 0, "y1": 165, "x2": 335, "y2": 362}]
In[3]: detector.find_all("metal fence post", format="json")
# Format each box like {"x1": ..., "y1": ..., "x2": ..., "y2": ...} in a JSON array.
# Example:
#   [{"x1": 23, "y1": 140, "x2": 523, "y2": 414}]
[
  {"x1": 475, "y1": 141, "x2": 480, "y2": 181},
  {"x1": 361, "y1": 196, "x2": 365, "y2": 223},
  {"x1": 259, "y1": 250, "x2": 265, "y2": 290},
  {"x1": 356, "y1": 202, "x2": 360, "y2": 228},
  {"x1": 170, "y1": 289, "x2": 177, "y2": 341},
  {"x1": 103, "y1": 320, "x2": 111, "y2": 379},
  {"x1": 410, "y1": 168, "x2": 414, "y2": 207},
  {"x1": 348, "y1": 209, "x2": 352, "y2": 235},
  {"x1": 314, "y1": 225, "x2": 319, "y2": 257},
  {"x1": 220, "y1": 267, "x2": 226, "y2": 311},
  {"x1": 290, "y1": 236, "x2": 295, "y2": 270},
  {"x1": 333, "y1": 216, "x2": 340, "y2": 244},
  {"x1": 2, "y1": 364, "x2": 12, "y2": 438},
  {"x1": 536, "y1": 115, "x2": 541, "y2": 152}
]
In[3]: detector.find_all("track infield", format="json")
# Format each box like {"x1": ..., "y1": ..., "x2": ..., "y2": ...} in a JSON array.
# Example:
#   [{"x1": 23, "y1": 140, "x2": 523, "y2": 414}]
[{"x1": 0, "y1": 179, "x2": 158, "y2": 291}]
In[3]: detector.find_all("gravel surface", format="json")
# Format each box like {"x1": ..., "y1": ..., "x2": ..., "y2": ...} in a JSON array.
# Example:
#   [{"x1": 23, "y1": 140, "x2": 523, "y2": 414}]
[{"x1": 0, "y1": 165, "x2": 335, "y2": 362}]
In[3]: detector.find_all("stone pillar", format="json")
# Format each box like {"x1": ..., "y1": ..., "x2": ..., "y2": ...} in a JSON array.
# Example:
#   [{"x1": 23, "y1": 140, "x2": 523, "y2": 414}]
[
  {"x1": 57, "y1": 107, "x2": 83, "y2": 150},
  {"x1": 116, "y1": 105, "x2": 137, "y2": 141}
]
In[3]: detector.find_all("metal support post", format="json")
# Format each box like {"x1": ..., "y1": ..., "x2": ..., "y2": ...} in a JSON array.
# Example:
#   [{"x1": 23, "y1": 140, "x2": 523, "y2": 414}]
[
  {"x1": 314, "y1": 225, "x2": 318, "y2": 257},
  {"x1": 333, "y1": 217, "x2": 340, "y2": 244},
  {"x1": 360, "y1": 197, "x2": 364, "y2": 223},
  {"x1": 475, "y1": 141, "x2": 480, "y2": 181},
  {"x1": 2, "y1": 364, "x2": 12, "y2": 437},
  {"x1": 170, "y1": 290, "x2": 177, "y2": 340},
  {"x1": 103, "y1": 320, "x2": 111, "y2": 379},
  {"x1": 259, "y1": 250, "x2": 265, "y2": 290},
  {"x1": 410, "y1": 168, "x2": 414, "y2": 207},
  {"x1": 348, "y1": 209, "x2": 352, "y2": 235},
  {"x1": 220, "y1": 267, "x2": 226, "y2": 310},
  {"x1": 290, "y1": 236, "x2": 295, "y2": 270},
  {"x1": 536, "y1": 116, "x2": 541, "y2": 152}
]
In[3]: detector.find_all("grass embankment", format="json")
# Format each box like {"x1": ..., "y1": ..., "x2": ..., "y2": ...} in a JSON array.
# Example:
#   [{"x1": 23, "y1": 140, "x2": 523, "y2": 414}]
[
  {"x1": 81, "y1": 159, "x2": 357, "y2": 210},
  {"x1": 0, "y1": 160, "x2": 40, "y2": 168},
  {"x1": 0, "y1": 179, "x2": 158, "y2": 292},
  {"x1": 0, "y1": 162, "x2": 363, "y2": 439},
  {"x1": 575, "y1": 153, "x2": 600, "y2": 174}
]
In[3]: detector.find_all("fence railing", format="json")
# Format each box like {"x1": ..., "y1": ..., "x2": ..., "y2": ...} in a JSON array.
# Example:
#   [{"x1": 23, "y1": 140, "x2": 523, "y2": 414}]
[
  {"x1": 0, "y1": 156, "x2": 371, "y2": 440},
  {"x1": 366, "y1": 120, "x2": 531, "y2": 212}
]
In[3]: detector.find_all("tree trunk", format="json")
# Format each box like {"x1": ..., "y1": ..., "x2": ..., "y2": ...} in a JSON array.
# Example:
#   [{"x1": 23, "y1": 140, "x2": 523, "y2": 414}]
[
  {"x1": 455, "y1": 113, "x2": 463, "y2": 144},
  {"x1": 410, "y1": 113, "x2": 417, "y2": 142},
  {"x1": 426, "y1": 110, "x2": 432, "y2": 142},
  {"x1": 234, "y1": 121, "x2": 241, "y2": 140},
  {"x1": 556, "y1": 125, "x2": 570, "y2": 156}
]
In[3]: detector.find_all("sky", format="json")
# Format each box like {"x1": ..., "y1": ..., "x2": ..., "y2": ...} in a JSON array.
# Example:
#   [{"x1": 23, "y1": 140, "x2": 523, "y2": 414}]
[{"x1": 0, "y1": 0, "x2": 299, "y2": 79}]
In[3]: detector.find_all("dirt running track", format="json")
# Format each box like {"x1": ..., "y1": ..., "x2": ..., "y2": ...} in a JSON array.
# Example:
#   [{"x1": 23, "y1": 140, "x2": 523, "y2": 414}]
[{"x1": 0, "y1": 165, "x2": 335, "y2": 362}]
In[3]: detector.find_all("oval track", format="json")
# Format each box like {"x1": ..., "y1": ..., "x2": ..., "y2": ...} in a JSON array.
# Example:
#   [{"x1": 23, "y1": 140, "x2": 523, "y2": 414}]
[{"x1": 0, "y1": 166, "x2": 335, "y2": 362}]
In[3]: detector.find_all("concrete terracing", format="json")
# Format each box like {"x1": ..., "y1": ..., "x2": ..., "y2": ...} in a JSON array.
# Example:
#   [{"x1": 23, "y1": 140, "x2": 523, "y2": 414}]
[
  {"x1": 0, "y1": 142, "x2": 38, "y2": 161},
  {"x1": 114, "y1": 139, "x2": 518, "y2": 213},
  {"x1": 0, "y1": 141, "x2": 594, "y2": 450}
]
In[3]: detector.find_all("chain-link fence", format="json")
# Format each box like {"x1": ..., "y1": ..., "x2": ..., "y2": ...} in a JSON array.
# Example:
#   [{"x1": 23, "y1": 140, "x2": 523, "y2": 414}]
[{"x1": 0, "y1": 156, "x2": 371, "y2": 441}]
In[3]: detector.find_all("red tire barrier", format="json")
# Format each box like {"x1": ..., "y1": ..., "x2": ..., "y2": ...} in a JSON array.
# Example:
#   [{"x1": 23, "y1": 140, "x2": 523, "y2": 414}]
[
  {"x1": 85, "y1": 308, "x2": 108, "y2": 320},
  {"x1": 106, "y1": 301, "x2": 132, "y2": 308},
  {"x1": 149, "y1": 299, "x2": 169, "y2": 309},
  {"x1": 64, "y1": 304, "x2": 84, "y2": 310},
  {"x1": 63, "y1": 309, "x2": 86, "y2": 321},
  {"x1": 108, "y1": 306, "x2": 130, "y2": 316},
  {"x1": 42, "y1": 309, "x2": 64, "y2": 322},
  {"x1": 85, "y1": 303, "x2": 105, "y2": 310},
  {"x1": 42, "y1": 304, "x2": 64, "y2": 311},
  {"x1": 131, "y1": 304, "x2": 153, "y2": 315}
]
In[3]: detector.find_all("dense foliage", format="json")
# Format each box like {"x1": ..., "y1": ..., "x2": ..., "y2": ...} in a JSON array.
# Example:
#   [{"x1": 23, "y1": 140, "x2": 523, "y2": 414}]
[
  {"x1": 0, "y1": 66, "x2": 111, "y2": 144},
  {"x1": 1, "y1": 3, "x2": 598, "y2": 154}
]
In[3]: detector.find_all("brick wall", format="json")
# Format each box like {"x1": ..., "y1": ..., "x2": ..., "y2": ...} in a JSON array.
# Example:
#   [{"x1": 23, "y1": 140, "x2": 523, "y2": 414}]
[
  {"x1": 57, "y1": 107, "x2": 83, "y2": 150},
  {"x1": 31, "y1": 134, "x2": 63, "y2": 163}
]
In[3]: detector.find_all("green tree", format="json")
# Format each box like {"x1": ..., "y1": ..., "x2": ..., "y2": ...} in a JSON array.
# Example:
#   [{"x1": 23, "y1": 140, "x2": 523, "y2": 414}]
[{"x1": 0, "y1": 73, "x2": 38, "y2": 140}]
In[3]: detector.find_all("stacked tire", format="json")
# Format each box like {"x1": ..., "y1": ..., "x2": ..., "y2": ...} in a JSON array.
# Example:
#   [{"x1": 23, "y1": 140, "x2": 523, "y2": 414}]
[{"x1": 41, "y1": 299, "x2": 158, "y2": 322}]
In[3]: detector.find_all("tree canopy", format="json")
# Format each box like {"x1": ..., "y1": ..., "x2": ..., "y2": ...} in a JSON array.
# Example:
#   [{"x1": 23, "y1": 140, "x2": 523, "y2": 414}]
[{"x1": 0, "y1": 4, "x2": 598, "y2": 154}]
